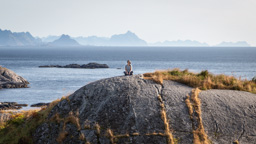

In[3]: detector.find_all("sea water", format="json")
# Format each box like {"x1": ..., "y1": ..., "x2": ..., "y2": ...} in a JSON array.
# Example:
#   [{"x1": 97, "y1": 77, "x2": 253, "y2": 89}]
[{"x1": 0, "y1": 46, "x2": 256, "y2": 109}]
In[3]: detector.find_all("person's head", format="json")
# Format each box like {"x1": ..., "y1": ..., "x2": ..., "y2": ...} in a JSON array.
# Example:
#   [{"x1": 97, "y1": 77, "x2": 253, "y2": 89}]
[{"x1": 127, "y1": 60, "x2": 131, "y2": 65}]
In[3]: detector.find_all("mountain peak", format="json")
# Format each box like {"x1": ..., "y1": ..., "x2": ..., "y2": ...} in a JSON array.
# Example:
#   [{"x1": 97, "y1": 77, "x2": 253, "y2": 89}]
[
  {"x1": 109, "y1": 31, "x2": 147, "y2": 46},
  {"x1": 59, "y1": 34, "x2": 71, "y2": 40},
  {"x1": 49, "y1": 34, "x2": 80, "y2": 47},
  {"x1": 125, "y1": 30, "x2": 134, "y2": 34}
]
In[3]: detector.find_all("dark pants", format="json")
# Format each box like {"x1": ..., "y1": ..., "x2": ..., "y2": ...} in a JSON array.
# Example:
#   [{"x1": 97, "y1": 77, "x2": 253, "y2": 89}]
[{"x1": 124, "y1": 71, "x2": 133, "y2": 76}]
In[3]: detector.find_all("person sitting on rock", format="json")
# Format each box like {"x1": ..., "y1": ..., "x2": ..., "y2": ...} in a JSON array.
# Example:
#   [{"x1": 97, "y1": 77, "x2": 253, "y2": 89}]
[{"x1": 124, "y1": 60, "x2": 133, "y2": 76}]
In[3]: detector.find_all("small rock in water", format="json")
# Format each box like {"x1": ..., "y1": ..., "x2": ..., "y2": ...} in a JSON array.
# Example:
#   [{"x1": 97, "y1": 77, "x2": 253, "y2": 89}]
[{"x1": 31, "y1": 103, "x2": 50, "y2": 107}]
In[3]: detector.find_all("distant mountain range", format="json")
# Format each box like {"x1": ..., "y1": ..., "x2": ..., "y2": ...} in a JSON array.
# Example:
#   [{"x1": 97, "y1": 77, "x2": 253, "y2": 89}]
[
  {"x1": 0, "y1": 28, "x2": 252, "y2": 47},
  {"x1": 41, "y1": 35, "x2": 60, "y2": 43},
  {"x1": 216, "y1": 41, "x2": 250, "y2": 47},
  {"x1": 150, "y1": 40, "x2": 209, "y2": 47},
  {"x1": 43, "y1": 31, "x2": 147, "y2": 46},
  {"x1": 74, "y1": 36, "x2": 109, "y2": 46},
  {"x1": 0, "y1": 29, "x2": 41, "y2": 46}
]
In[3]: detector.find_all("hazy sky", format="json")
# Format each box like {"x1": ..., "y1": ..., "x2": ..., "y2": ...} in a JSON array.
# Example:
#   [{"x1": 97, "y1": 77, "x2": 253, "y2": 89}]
[{"x1": 0, "y1": 0, "x2": 255, "y2": 45}]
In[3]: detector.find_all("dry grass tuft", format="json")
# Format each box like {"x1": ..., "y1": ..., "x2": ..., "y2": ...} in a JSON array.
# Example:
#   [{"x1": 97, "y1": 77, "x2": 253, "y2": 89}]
[
  {"x1": 115, "y1": 133, "x2": 129, "y2": 138},
  {"x1": 64, "y1": 114, "x2": 81, "y2": 131},
  {"x1": 94, "y1": 123, "x2": 101, "y2": 135},
  {"x1": 157, "y1": 95, "x2": 174, "y2": 144},
  {"x1": 0, "y1": 110, "x2": 15, "y2": 114},
  {"x1": 48, "y1": 98, "x2": 61, "y2": 109},
  {"x1": 106, "y1": 129, "x2": 115, "y2": 144},
  {"x1": 84, "y1": 120, "x2": 91, "y2": 129},
  {"x1": 146, "y1": 132, "x2": 166, "y2": 136},
  {"x1": 79, "y1": 132, "x2": 85, "y2": 141},
  {"x1": 185, "y1": 94, "x2": 194, "y2": 121},
  {"x1": 186, "y1": 88, "x2": 210, "y2": 144},
  {"x1": 144, "y1": 69, "x2": 256, "y2": 93},
  {"x1": 56, "y1": 131, "x2": 68, "y2": 143},
  {"x1": 94, "y1": 123, "x2": 101, "y2": 143},
  {"x1": 60, "y1": 93, "x2": 72, "y2": 102},
  {"x1": 51, "y1": 113, "x2": 64, "y2": 123}
]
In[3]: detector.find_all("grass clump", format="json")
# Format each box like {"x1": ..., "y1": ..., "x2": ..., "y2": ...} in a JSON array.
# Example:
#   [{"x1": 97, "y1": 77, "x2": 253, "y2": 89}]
[
  {"x1": 143, "y1": 69, "x2": 256, "y2": 93},
  {"x1": 0, "y1": 98, "x2": 62, "y2": 144}
]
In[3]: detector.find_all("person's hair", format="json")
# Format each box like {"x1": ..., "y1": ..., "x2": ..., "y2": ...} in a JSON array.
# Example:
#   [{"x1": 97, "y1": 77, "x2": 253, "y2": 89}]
[{"x1": 127, "y1": 60, "x2": 131, "y2": 64}]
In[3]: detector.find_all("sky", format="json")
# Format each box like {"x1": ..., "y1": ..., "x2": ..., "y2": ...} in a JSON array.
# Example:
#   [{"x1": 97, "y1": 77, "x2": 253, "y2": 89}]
[{"x1": 0, "y1": 0, "x2": 255, "y2": 46}]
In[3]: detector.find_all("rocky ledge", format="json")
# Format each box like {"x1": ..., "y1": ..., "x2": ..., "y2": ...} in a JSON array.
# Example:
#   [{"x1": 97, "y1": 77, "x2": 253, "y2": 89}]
[
  {"x1": 33, "y1": 75, "x2": 256, "y2": 144},
  {"x1": 39, "y1": 63, "x2": 109, "y2": 69},
  {"x1": 0, "y1": 102, "x2": 28, "y2": 110},
  {"x1": 0, "y1": 66, "x2": 29, "y2": 89}
]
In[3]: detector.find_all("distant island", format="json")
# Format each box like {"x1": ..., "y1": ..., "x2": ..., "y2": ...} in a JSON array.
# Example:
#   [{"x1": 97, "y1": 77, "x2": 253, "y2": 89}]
[
  {"x1": 39, "y1": 63, "x2": 109, "y2": 69},
  {"x1": 0, "y1": 28, "x2": 252, "y2": 47}
]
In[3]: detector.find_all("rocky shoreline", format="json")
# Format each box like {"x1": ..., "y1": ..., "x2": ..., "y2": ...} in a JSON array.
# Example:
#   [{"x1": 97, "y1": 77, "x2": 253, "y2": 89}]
[
  {"x1": 39, "y1": 62, "x2": 109, "y2": 69},
  {"x1": 0, "y1": 102, "x2": 51, "y2": 110},
  {"x1": 0, "y1": 82, "x2": 29, "y2": 89},
  {"x1": 0, "y1": 102, "x2": 28, "y2": 110}
]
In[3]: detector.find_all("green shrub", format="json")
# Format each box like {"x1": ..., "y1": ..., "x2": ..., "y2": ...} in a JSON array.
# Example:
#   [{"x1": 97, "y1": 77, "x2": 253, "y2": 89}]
[
  {"x1": 198, "y1": 70, "x2": 209, "y2": 78},
  {"x1": 8, "y1": 114, "x2": 25, "y2": 126}
]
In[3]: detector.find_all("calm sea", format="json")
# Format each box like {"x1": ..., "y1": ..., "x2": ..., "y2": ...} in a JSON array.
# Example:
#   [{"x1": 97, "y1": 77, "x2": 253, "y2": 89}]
[{"x1": 0, "y1": 46, "x2": 256, "y2": 109}]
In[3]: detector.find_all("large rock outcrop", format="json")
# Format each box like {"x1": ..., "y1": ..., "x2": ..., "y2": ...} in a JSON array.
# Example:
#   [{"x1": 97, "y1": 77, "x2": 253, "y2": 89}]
[
  {"x1": 33, "y1": 75, "x2": 256, "y2": 144},
  {"x1": 0, "y1": 67, "x2": 29, "y2": 89}
]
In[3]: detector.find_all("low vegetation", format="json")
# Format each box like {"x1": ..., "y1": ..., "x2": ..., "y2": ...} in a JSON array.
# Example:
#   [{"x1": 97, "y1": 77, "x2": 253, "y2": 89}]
[
  {"x1": 143, "y1": 68, "x2": 256, "y2": 93},
  {"x1": 0, "y1": 98, "x2": 62, "y2": 144}
]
